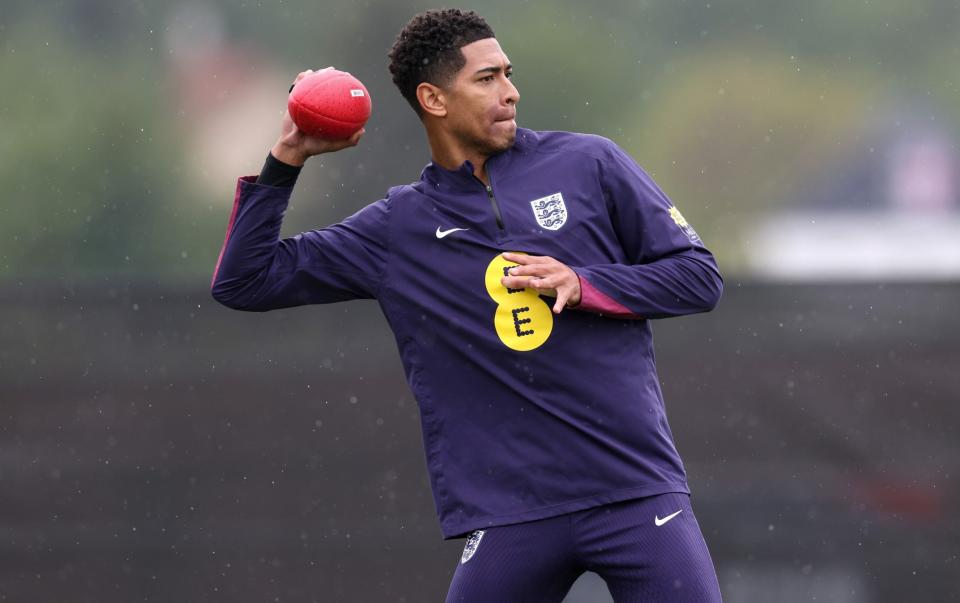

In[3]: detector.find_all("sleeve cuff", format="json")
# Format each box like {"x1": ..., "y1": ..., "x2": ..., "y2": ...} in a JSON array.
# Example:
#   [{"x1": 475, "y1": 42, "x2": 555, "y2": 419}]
[
  {"x1": 572, "y1": 272, "x2": 645, "y2": 319},
  {"x1": 255, "y1": 151, "x2": 303, "y2": 187}
]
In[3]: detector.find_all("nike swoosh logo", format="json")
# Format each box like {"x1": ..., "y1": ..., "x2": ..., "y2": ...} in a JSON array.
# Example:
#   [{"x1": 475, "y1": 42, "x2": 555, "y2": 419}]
[
  {"x1": 654, "y1": 509, "x2": 683, "y2": 526},
  {"x1": 436, "y1": 226, "x2": 470, "y2": 239}
]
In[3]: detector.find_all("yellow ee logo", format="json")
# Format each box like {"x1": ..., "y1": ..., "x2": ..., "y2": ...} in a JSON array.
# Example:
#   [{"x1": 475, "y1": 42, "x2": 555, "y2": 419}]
[{"x1": 484, "y1": 252, "x2": 553, "y2": 351}]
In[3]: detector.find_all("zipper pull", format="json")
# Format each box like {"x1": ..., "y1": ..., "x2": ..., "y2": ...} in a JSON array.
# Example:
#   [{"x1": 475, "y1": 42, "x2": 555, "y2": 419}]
[{"x1": 485, "y1": 184, "x2": 505, "y2": 231}]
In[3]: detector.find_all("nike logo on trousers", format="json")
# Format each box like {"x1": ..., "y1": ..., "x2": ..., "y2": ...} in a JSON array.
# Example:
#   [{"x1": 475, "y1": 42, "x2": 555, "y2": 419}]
[{"x1": 654, "y1": 509, "x2": 683, "y2": 526}]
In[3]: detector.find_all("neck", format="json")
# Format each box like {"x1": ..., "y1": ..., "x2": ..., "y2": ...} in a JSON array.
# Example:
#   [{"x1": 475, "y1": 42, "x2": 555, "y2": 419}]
[{"x1": 425, "y1": 123, "x2": 491, "y2": 185}]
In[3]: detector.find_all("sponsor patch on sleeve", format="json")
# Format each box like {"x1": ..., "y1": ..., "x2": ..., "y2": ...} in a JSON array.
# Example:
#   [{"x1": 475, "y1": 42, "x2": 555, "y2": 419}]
[{"x1": 668, "y1": 206, "x2": 702, "y2": 244}]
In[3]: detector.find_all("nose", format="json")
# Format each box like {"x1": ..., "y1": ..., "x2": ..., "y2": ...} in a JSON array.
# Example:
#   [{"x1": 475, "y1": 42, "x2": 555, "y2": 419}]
[{"x1": 504, "y1": 76, "x2": 519, "y2": 106}]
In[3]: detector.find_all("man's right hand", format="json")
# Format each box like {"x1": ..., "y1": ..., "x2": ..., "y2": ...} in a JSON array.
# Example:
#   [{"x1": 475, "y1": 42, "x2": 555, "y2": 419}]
[{"x1": 270, "y1": 67, "x2": 366, "y2": 167}]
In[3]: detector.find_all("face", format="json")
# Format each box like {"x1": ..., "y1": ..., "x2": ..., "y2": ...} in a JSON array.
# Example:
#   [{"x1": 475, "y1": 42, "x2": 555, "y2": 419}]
[{"x1": 441, "y1": 37, "x2": 519, "y2": 156}]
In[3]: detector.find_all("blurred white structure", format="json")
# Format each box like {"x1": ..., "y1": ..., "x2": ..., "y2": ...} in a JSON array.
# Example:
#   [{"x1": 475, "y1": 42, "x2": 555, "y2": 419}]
[
  {"x1": 748, "y1": 127, "x2": 960, "y2": 281},
  {"x1": 749, "y1": 211, "x2": 960, "y2": 281}
]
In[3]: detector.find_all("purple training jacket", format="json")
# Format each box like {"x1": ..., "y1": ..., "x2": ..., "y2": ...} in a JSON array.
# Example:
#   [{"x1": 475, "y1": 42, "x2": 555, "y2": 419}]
[{"x1": 211, "y1": 127, "x2": 723, "y2": 539}]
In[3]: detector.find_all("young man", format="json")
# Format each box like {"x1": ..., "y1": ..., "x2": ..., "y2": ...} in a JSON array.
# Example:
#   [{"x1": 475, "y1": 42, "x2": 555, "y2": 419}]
[{"x1": 212, "y1": 8, "x2": 724, "y2": 602}]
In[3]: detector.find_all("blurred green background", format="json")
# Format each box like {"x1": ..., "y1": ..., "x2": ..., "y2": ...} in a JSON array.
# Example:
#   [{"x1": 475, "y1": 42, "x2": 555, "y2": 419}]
[{"x1": 4, "y1": 0, "x2": 958, "y2": 281}]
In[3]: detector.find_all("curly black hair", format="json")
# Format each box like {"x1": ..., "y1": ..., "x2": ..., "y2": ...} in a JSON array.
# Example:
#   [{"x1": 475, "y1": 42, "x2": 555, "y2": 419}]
[{"x1": 388, "y1": 9, "x2": 495, "y2": 117}]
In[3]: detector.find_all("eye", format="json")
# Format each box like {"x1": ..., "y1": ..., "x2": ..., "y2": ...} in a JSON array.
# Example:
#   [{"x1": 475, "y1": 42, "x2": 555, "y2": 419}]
[
  {"x1": 480, "y1": 75, "x2": 494, "y2": 82},
  {"x1": 505, "y1": 71, "x2": 513, "y2": 79}
]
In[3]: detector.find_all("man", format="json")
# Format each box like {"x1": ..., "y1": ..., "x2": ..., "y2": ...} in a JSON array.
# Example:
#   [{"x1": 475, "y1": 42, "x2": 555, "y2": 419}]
[{"x1": 212, "y1": 8, "x2": 723, "y2": 602}]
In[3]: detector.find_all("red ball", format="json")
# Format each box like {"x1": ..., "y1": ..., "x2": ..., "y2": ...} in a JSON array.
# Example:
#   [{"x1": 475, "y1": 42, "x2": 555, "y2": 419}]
[{"x1": 287, "y1": 69, "x2": 371, "y2": 140}]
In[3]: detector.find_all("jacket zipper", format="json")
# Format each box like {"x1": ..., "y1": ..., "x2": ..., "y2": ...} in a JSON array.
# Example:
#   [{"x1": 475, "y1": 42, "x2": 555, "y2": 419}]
[
  {"x1": 474, "y1": 175, "x2": 505, "y2": 231},
  {"x1": 486, "y1": 184, "x2": 505, "y2": 231}
]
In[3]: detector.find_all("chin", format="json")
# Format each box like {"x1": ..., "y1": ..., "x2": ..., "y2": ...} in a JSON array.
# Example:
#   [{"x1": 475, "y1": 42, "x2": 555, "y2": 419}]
[
  {"x1": 491, "y1": 136, "x2": 515, "y2": 154},
  {"x1": 489, "y1": 124, "x2": 517, "y2": 153},
  {"x1": 459, "y1": 122, "x2": 516, "y2": 156}
]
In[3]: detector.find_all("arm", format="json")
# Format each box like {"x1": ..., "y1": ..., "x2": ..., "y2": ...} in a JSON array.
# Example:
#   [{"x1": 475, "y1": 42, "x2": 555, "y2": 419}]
[
  {"x1": 210, "y1": 177, "x2": 388, "y2": 311},
  {"x1": 571, "y1": 140, "x2": 723, "y2": 319},
  {"x1": 500, "y1": 140, "x2": 722, "y2": 319},
  {"x1": 210, "y1": 68, "x2": 385, "y2": 311}
]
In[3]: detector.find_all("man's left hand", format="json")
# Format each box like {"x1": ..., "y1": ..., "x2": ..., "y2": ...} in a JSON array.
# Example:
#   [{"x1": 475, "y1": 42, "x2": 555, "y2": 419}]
[{"x1": 500, "y1": 252, "x2": 582, "y2": 314}]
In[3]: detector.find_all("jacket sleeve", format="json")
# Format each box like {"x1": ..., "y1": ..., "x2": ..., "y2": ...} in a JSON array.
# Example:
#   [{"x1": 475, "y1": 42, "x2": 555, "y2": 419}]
[
  {"x1": 210, "y1": 176, "x2": 389, "y2": 311},
  {"x1": 570, "y1": 140, "x2": 723, "y2": 319}
]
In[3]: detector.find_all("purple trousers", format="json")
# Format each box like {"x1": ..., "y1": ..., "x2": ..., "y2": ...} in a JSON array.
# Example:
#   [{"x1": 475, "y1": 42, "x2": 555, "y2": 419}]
[{"x1": 445, "y1": 492, "x2": 722, "y2": 602}]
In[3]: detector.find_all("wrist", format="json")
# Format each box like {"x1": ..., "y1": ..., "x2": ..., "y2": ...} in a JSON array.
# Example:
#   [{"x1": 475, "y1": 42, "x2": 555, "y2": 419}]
[
  {"x1": 567, "y1": 270, "x2": 583, "y2": 307},
  {"x1": 258, "y1": 151, "x2": 303, "y2": 187},
  {"x1": 270, "y1": 140, "x2": 307, "y2": 167}
]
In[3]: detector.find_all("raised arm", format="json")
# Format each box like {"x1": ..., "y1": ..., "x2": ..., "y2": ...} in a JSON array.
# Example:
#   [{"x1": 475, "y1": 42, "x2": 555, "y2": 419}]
[{"x1": 210, "y1": 69, "x2": 387, "y2": 312}]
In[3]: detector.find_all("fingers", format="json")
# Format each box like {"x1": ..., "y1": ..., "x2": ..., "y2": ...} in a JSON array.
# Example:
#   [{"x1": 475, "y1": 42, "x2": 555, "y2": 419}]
[
  {"x1": 500, "y1": 275, "x2": 552, "y2": 290},
  {"x1": 501, "y1": 266, "x2": 566, "y2": 293},
  {"x1": 499, "y1": 274, "x2": 570, "y2": 313},
  {"x1": 530, "y1": 274, "x2": 560, "y2": 289},
  {"x1": 298, "y1": 66, "x2": 333, "y2": 79},
  {"x1": 502, "y1": 259, "x2": 561, "y2": 282},
  {"x1": 500, "y1": 253, "x2": 557, "y2": 286},
  {"x1": 502, "y1": 252, "x2": 550, "y2": 265},
  {"x1": 498, "y1": 253, "x2": 579, "y2": 314},
  {"x1": 289, "y1": 70, "x2": 312, "y2": 93},
  {"x1": 327, "y1": 128, "x2": 365, "y2": 151},
  {"x1": 501, "y1": 257, "x2": 556, "y2": 286},
  {"x1": 289, "y1": 67, "x2": 335, "y2": 92},
  {"x1": 504, "y1": 263, "x2": 557, "y2": 278},
  {"x1": 348, "y1": 127, "x2": 365, "y2": 146},
  {"x1": 553, "y1": 288, "x2": 571, "y2": 314}
]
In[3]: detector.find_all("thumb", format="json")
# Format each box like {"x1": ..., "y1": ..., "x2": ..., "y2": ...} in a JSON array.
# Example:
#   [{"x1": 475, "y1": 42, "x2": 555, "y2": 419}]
[{"x1": 553, "y1": 289, "x2": 569, "y2": 314}]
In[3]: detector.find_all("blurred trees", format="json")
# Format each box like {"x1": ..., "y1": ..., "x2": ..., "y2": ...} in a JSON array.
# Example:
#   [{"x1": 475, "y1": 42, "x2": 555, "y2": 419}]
[
  {"x1": 0, "y1": 12, "x2": 213, "y2": 281},
  {"x1": 626, "y1": 47, "x2": 880, "y2": 266},
  {"x1": 2, "y1": 0, "x2": 958, "y2": 280}
]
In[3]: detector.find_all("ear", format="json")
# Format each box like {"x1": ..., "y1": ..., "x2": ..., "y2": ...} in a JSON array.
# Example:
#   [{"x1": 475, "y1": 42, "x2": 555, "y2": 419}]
[{"x1": 417, "y1": 82, "x2": 447, "y2": 118}]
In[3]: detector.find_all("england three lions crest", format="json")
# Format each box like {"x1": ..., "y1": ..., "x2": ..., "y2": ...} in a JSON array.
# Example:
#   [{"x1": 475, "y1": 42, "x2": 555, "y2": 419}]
[{"x1": 530, "y1": 192, "x2": 567, "y2": 231}]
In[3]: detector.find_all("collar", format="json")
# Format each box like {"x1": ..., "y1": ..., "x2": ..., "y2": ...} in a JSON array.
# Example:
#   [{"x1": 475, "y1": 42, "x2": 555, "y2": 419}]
[{"x1": 420, "y1": 127, "x2": 536, "y2": 192}]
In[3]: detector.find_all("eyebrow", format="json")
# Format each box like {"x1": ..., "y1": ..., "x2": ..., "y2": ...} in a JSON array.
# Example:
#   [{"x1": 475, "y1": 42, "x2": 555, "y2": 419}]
[{"x1": 473, "y1": 64, "x2": 513, "y2": 76}]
